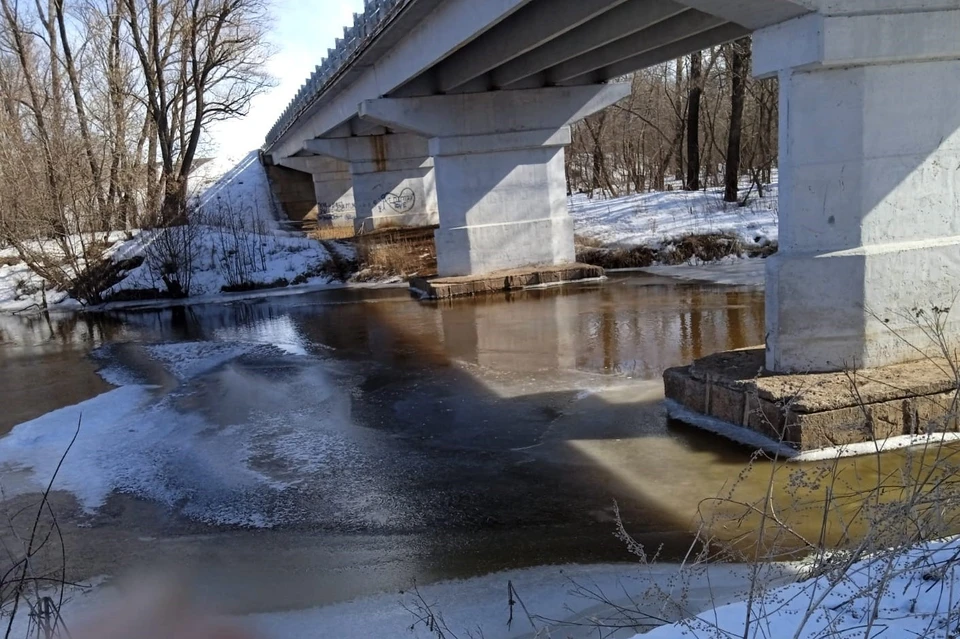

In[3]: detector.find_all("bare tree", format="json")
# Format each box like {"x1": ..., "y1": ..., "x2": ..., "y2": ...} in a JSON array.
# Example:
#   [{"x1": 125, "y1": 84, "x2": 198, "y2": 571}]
[
  {"x1": 123, "y1": 0, "x2": 273, "y2": 225},
  {"x1": 0, "y1": 0, "x2": 273, "y2": 305},
  {"x1": 685, "y1": 50, "x2": 702, "y2": 191},
  {"x1": 565, "y1": 45, "x2": 779, "y2": 204},
  {"x1": 724, "y1": 37, "x2": 751, "y2": 203}
]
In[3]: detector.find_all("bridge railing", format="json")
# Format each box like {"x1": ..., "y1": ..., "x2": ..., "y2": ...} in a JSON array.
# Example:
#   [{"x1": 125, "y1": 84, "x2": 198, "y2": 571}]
[{"x1": 264, "y1": 0, "x2": 405, "y2": 149}]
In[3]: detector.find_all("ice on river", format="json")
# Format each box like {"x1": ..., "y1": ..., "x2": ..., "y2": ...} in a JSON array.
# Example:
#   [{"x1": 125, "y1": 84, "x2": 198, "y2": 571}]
[{"x1": 0, "y1": 340, "x2": 378, "y2": 527}]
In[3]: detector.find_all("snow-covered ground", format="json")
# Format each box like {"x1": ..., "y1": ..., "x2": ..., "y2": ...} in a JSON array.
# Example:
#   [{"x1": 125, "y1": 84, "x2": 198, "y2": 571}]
[
  {"x1": 0, "y1": 151, "x2": 350, "y2": 314},
  {"x1": 18, "y1": 535, "x2": 960, "y2": 639},
  {"x1": 570, "y1": 178, "x2": 779, "y2": 249},
  {"x1": 641, "y1": 538, "x2": 960, "y2": 639}
]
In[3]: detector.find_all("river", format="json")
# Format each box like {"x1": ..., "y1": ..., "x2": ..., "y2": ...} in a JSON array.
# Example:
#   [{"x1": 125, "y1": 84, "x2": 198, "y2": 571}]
[{"x1": 0, "y1": 273, "x2": 948, "y2": 620}]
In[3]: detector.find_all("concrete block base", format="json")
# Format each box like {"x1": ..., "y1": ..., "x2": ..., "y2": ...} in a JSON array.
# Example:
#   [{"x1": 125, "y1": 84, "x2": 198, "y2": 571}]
[
  {"x1": 410, "y1": 263, "x2": 603, "y2": 300},
  {"x1": 664, "y1": 349, "x2": 960, "y2": 458}
]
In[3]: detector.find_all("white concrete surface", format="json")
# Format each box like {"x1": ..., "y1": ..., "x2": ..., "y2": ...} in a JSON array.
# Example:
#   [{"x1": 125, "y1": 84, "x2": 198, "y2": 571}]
[
  {"x1": 757, "y1": 3, "x2": 960, "y2": 373},
  {"x1": 313, "y1": 172, "x2": 356, "y2": 228},
  {"x1": 305, "y1": 134, "x2": 439, "y2": 232},
  {"x1": 359, "y1": 85, "x2": 630, "y2": 276},
  {"x1": 277, "y1": 155, "x2": 357, "y2": 227}
]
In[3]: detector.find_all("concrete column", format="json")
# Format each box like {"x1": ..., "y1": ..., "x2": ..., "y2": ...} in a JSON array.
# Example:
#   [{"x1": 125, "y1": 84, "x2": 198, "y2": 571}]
[
  {"x1": 275, "y1": 155, "x2": 356, "y2": 228},
  {"x1": 311, "y1": 159, "x2": 356, "y2": 228},
  {"x1": 754, "y1": 3, "x2": 960, "y2": 373},
  {"x1": 304, "y1": 133, "x2": 439, "y2": 233},
  {"x1": 359, "y1": 85, "x2": 631, "y2": 276}
]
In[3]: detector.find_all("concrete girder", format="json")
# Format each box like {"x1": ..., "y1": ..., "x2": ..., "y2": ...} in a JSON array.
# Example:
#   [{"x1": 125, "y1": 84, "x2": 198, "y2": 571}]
[
  {"x1": 588, "y1": 21, "x2": 748, "y2": 82},
  {"x1": 267, "y1": 0, "x2": 534, "y2": 160},
  {"x1": 358, "y1": 84, "x2": 632, "y2": 138},
  {"x1": 798, "y1": 0, "x2": 960, "y2": 13},
  {"x1": 492, "y1": 0, "x2": 687, "y2": 88},
  {"x1": 434, "y1": 0, "x2": 629, "y2": 93},
  {"x1": 674, "y1": 0, "x2": 811, "y2": 29},
  {"x1": 753, "y1": 7, "x2": 960, "y2": 78},
  {"x1": 303, "y1": 133, "x2": 431, "y2": 168},
  {"x1": 545, "y1": 10, "x2": 723, "y2": 83},
  {"x1": 275, "y1": 155, "x2": 346, "y2": 175}
]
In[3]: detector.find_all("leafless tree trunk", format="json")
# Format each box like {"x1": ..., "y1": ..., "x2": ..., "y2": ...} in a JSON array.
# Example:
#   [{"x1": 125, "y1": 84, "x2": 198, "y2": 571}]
[
  {"x1": 123, "y1": 0, "x2": 272, "y2": 225},
  {"x1": 724, "y1": 37, "x2": 751, "y2": 203},
  {"x1": 685, "y1": 51, "x2": 702, "y2": 191}
]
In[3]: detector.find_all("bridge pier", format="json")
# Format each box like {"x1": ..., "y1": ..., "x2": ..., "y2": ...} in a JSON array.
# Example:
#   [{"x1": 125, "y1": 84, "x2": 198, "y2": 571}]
[
  {"x1": 304, "y1": 133, "x2": 439, "y2": 233},
  {"x1": 360, "y1": 85, "x2": 630, "y2": 276},
  {"x1": 310, "y1": 158, "x2": 356, "y2": 228},
  {"x1": 754, "y1": 3, "x2": 960, "y2": 373},
  {"x1": 664, "y1": 3, "x2": 960, "y2": 455}
]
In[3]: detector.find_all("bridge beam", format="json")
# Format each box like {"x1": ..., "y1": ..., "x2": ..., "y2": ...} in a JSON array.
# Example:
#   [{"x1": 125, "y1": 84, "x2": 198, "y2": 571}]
[
  {"x1": 492, "y1": 0, "x2": 687, "y2": 88},
  {"x1": 360, "y1": 84, "x2": 630, "y2": 277},
  {"x1": 303, "y1": 133, "x2": 439, "y2": 233},
  {"x1": 756, "y1": 3, "x2": 960, "y2": 373}
]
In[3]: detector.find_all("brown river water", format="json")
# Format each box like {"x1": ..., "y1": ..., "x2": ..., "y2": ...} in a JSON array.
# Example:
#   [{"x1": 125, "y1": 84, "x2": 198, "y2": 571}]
[{"x1": 0, "y1": 273, "x2": 954, "y2": 613}]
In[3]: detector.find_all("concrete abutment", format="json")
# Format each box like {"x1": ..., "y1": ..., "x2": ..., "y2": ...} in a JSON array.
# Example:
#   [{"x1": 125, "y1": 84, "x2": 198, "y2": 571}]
[{"x1": 304, "y1": 133, "x2": 439, "y2": 234}]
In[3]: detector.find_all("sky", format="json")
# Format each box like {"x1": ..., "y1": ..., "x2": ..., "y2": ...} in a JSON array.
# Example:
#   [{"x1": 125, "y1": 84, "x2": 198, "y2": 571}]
[{"x1": 207, "y1": 0, "x2": 366, "y2": 161}]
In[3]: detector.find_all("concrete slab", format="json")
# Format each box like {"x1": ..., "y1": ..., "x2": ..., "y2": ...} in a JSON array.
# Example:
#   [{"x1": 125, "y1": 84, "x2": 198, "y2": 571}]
[
  {"x1": 409, "y1": 263, "x2": 604, "y2": 300},
  {"x1": 664, "y1": 349, "x2": 960, "y2": 452}
]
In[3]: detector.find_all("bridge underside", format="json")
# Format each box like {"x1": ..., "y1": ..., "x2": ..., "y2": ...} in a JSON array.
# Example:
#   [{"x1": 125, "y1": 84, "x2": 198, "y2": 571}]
[{"x1": 268, "y1": 0, "x2": 960, "y2": 376}]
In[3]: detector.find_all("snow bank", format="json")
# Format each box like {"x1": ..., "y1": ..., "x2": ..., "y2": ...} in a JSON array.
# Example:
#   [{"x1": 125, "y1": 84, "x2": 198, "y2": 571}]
[
  {"x1": 249, "y1": 562, "x2": 785, "y2": 639},
  {"x1": 0, "y1": 151, "x2": 351, "y2": 313},
  {"x1": 641, "y1": 538, "x2": 960, "y2": 639},
  {"x1": 7, "y1": 562, "x2": 793, "y2": 639},
  {"x1": 105, "y1": 224, "x2": 341, "y2": 299},
  {"x1": 570, "y1": 178, "x2": 778, "y2": 249},
  {"x1": 190, "y1": 151, "x2": 281, "y2": 232}
]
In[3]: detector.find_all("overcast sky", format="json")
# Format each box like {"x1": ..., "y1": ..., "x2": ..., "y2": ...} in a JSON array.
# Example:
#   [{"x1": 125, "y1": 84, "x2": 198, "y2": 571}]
[{"x1": 207, "y1": 0, "x2": 366, "y2": 161}]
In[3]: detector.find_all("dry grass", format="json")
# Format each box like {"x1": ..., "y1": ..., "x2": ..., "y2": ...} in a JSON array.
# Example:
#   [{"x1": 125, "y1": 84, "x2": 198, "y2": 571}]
[
  {"x1": 659, "y1": 232, "x2": 744, "y2": 265},
  {"x1": 574, "y1": 234, "x2": 605, "y2": 249},
  {"x1": 307, "y1": 225, "x2": 357, "y2": 241},
  {"x1": 0, "y1": 254, "x2": 20, "y2": 268},
  {"x1": 577, "y1": 231, "x2": 776, "y2": 270},
  {"x1": 576, "y1": 245, "x2": 657, "y2": 269},
  {"x1": 354, "y1": 226, "x2": 437, "y2": 281}
]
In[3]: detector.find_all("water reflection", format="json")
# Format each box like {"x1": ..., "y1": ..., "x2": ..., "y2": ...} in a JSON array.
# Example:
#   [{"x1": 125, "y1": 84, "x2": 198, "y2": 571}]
[{"x1": 0, "y1": 275, "x2": 957, "y2": 604}]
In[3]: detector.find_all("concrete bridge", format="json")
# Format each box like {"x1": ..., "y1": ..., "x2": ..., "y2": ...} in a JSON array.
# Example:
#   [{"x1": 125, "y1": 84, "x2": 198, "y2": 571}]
[{"x1": 264, "y1": 0, "x2": 960, "y2": 378}]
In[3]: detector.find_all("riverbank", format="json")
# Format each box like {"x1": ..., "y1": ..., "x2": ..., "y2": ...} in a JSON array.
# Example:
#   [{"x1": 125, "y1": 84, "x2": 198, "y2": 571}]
[{"x1": 0, "y1": 156, "x2": 778, "y2": 315}]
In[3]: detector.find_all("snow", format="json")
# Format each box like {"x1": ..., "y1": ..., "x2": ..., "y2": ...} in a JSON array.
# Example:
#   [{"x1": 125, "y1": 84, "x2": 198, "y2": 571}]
[
  {"x1": 640, "y1": 258, "x2": 766, "y2": 287},
  {"x1": 570, "y1": 178, "x2": 778, "y2": 249},
  {"x1": 248, "y1": 563, "x2": 792, "y2": 639},
  {"x1": 5, "y1": 562, "x2": 796, "y2": 639},
  {"x1": 105, "y1": 224, "x2": 340, "y2": 299},
  {"x1": 190, "y1": 151, "x2": 282, "y2": 231},
  {"x1": 0, "y1": 340, "x2": 357, "y2": 526},
  {"x1": 144, "y1": 341, "x2": 267, "y2": 380},
  {"x1": 0, "y1": 150, "x2": 350, "y2": 314},
  {"x1": 641, "y1": 538, "x2": 960, "y2": 639}
]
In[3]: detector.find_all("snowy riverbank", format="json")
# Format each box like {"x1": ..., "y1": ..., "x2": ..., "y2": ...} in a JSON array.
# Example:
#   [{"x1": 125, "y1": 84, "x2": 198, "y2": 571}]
[
  {"x1": 0, "y1": 161, "x2": 778, "y2": 314},
  {"x1": 570, "y1": 178, "x2": 778, "y2": 250},
  {"x1": 0, "y1": 152, "x2": 352, "y2": 313}
]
